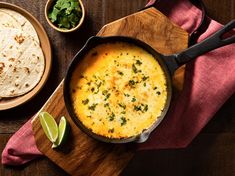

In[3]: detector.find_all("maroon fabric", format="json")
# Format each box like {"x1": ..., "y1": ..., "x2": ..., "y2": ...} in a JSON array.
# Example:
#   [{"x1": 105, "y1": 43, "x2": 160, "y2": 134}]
[
  {"x1": 138, "y1": 0, "x2": 235, "y2": 150},
  {"x1": 1, "y1": 118, "x2": 42, "y2": 165},
  {"x1": 2, "y1": 0, "x2": 235, "y2": 165}
]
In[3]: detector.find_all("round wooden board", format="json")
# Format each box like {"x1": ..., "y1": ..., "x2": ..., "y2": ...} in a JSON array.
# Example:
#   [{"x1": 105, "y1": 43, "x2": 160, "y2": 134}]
[{"x1": 0, "y1": 2, "x2": 52, "y2": 111}]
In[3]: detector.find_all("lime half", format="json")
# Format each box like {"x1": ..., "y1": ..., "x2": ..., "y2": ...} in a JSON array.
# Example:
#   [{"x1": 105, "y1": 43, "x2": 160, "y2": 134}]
[
  {"x1": 52, "y1": 116, "x2": 69, "y2": 148},
  {"x1": 39, "y1": 112, "x2": 58, "y2": 143}
]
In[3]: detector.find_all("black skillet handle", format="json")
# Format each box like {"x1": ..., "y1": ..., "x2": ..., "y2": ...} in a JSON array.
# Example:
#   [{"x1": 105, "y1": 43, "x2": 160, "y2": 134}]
[{"x1": 175, "y1": 19, "x2": 235, "y2": 66}]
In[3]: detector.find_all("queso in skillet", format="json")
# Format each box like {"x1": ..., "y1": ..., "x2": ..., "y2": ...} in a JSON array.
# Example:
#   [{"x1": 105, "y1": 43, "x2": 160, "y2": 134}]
[{"x1": 70, "y1": 42, "x2": 167, "y2": 139}]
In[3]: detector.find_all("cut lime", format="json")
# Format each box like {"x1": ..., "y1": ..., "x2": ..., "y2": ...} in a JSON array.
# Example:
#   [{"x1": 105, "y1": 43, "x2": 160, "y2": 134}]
[
  {"x1": 39, "y1": 112, "x2": 58, "y2": 143},
  {"x1": 52, "y1": 116, "x2": 69, "y2": 148}
]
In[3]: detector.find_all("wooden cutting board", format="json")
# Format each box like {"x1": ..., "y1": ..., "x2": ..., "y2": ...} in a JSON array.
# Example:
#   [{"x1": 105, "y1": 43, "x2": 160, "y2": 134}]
[{"x1": 32, "y1": 7, "x2": 188, "y2": 176}]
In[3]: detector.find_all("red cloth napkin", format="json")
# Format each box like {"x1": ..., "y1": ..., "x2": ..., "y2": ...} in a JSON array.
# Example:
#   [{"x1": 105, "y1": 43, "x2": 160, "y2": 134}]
[
  {"x1": 2, "y1": 0, "x2": 235, "y2": 165},
  {"x1": 1, "y1": 119, "x2": 42, "y2": 165},
  {"x1": 137, "y1": 0, "x2": 235, "y2": 150}
]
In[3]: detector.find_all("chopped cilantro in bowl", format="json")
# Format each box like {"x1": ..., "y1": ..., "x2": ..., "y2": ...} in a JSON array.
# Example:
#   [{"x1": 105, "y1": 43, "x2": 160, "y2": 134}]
[{"x1": 47, "y1": 0, "x2": 83, "y2": 30}]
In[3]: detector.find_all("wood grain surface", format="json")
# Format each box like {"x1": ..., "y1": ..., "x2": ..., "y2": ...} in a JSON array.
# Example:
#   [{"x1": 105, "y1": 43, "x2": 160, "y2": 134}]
[
  {"x1": 0, "y1": 0, "x2": 234, "y2": 176},
  {"x1": 31, "y1": 7, "x2": 188, "y2": 175}
]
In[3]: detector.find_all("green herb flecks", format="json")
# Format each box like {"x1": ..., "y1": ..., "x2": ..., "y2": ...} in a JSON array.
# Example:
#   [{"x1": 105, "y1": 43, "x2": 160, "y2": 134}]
[
  {"x1": 132, "y1": 64, "x2": 138, "y2": 73},
  {"x1": 118, "y1": 103, "x2": 126, "y2": 109},
  {"x1": 134, "y1": 104, "x2": 148, "y2": 113},
  {"x1": 108, "y1": 128, "x2": 114, "y2": 133},
  {"x1": 80, "y1": 74, "x2": 88, "y2": 80},
  {"x1": 143, "y1": 104, "x2": 148, "y2": 112},
  {"x1": 108, "y1": 112, "x2": 115, "y2": 121},
  {"x1": 134, "y1": 105, "x2": 142, "y2": 111},
  {"x1": 103, "y1": 90, "x2": 111, "y2": 101},
  {"x1": 105, "y1": 94, "x2": 111, "y2": 101},
  {"x1": 117, "y1": 70, "x2": 124, "y2": 76},
  {"x1": 82, "y1": 99, "x2": 89, "y2": 105},
  {"x1": 88, "y1": 103, "x2": 98, "y2": 111},
  {"x1": 128, "y1": 80, "x2": 138, "y2": 88},
  {"x1": 94, "y1": 81, "x2": 102, "y2": 94},
  {"x1": 48, "y1": 0, "x2": 82, "y2": 29},
  {"x1": 104, "y1": 103, "x2": 109, "y2": 107},
  {"x1": 102, "y1": 90, "x2": 108, "y2": 95},
  {"x1": 142, "y1": 76, "x2": 149, "y2": 81},
  {"x1": 131, "y1": 97, "x2": 136, "y2": 102},
  {"x1": 120, "y1": 117, "x2": 127, "y2": 126},
  {"x1": 136, "y1": 60, "x2": 142, "y2": 65},
  {"x1": 156, "y1": 91, "x2": 161, "y2": 95}
]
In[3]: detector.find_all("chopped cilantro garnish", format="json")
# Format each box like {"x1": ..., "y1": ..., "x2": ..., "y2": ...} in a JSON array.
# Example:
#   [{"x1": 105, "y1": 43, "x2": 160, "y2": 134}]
[
  {"x1": 102, "y1": 90, "x2": 108, "y2": 95},
  {"x1": 118, "y1": 103, "x2": 126, "y2": 109},
  {"x1": 134, "y1": 105, "x2": 142, "y2": 111},
  {"x1": 117, "y1": 70, "x2": 124, "y2": 76},
  {"x1": 104, "y1": 103, "x2": 109, "y2": 107},
  {"x1": 136, "y1": 60, "x2": 142, "y2": 65},
  {"x1": 143, "y1": 104, "x2": 148, "y2": 112},
  {"x1": 131, "y1": 97, "x2": 136, "y2": 102},
  {"x1": 48, "y1": 0, "x2": 82, "y2": 29},
  {"x1": 104, "y1": 93, "x2": 111, "y2": 101},
  {"x1": 108, "y1": 112, "x2": 115, "y2": 121},
  {"x1": 82, "y1": 99, "x2": 89, "y2": 105},
  {"x1": 108, "y1": 128, "x2": 114, "y2": 133},
  {"x1": 88, "y1": 103, "x2": 98, "y2": 111},
  {"x1": 142, "y1": 76, "x2": 149, "y2": 81},
  {"x1": 120, "y1": 117, "x2": 127, "y2": 126},
  {"x1": 134, "y1": 104, "x2": 148, "y2": 113},
  {"x1": 132, "y1": 64, "x2": 138, "y2": 73},
  {"x1": 128, "y1": 80, "x2": 136, "y2": 87}
]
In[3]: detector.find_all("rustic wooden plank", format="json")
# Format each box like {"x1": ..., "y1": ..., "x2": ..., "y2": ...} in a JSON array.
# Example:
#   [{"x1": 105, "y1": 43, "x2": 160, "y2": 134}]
[
  {"x1": 200, "y1": 94, "x2": 235, "y2": 134},
  {"x1": 203, "y1": 0, "x2": 234, "y2": 24},
  {"x1": 123, "y1": 133, "x2": 235, "y2": 176},
  {"x1": 0, "y1": 0, "x2": 234, "y2": 176}
]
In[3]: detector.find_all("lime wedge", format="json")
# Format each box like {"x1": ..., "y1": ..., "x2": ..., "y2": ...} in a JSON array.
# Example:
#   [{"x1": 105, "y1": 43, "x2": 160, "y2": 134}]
[
  {"x1": 39, "y1": 112, "x2": 58, "y2": 143},
  {"x1": 52, "y1": 116, "x2": 69, "y2": 148}
]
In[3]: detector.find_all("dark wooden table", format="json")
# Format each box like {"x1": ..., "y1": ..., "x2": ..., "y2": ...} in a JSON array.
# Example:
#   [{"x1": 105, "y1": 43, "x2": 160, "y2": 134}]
[{"x1": 0, "y1": 0, "x2": 234, "y2": 175}]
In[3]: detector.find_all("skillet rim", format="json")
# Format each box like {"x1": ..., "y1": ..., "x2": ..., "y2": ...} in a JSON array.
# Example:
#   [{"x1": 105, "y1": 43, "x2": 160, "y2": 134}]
[{"x1": 63, "y1": 36, "x2": 173, "y2": 143}]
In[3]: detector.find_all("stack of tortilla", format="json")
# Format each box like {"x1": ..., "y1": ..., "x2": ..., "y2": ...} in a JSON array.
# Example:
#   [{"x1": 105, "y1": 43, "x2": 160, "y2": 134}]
[{"x1": 0, "y1": 8, "x2": 45, "y2": 99}]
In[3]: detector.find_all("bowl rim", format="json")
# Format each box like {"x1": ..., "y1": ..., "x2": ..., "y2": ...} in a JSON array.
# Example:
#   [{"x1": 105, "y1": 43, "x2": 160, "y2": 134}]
[{"x1": 44, "y1": 0, "x2": 85, "y2": 33}]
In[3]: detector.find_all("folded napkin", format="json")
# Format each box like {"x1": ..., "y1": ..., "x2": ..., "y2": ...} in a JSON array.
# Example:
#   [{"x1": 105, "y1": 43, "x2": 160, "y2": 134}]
[
  {"x1": 1, "y1": 119, "x2": 42, "y2": 165},
  {"x1": 138, "y1": 0, "x2": 235, "y2": 150},
  {"x1": 2, "y1": 0, "x2": 235, "y2": 165}
]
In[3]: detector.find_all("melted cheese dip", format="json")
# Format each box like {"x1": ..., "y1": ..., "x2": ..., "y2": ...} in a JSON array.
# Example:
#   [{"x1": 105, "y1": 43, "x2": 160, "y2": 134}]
[{"x1": 70, "y1": 42, "x2": 167, "y2": 139}]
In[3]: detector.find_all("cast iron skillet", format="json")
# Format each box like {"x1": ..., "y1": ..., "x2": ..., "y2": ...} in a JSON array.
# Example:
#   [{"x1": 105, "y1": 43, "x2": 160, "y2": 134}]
[{"x1": 64, "y1": 20, "x2": 235, "y2": 143}]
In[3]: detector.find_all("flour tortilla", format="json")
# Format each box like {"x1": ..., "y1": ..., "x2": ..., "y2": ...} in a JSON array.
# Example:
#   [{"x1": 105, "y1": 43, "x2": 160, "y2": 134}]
[
  {"x1": 0, "y1": 8, "x2": 40, "y2": 43},
  {"x1": 0, "y1": 10, "x2": 21, "y2": 29},
  {"x1": 0, "y1": 28, "x2": 45, "y2": 98}
]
